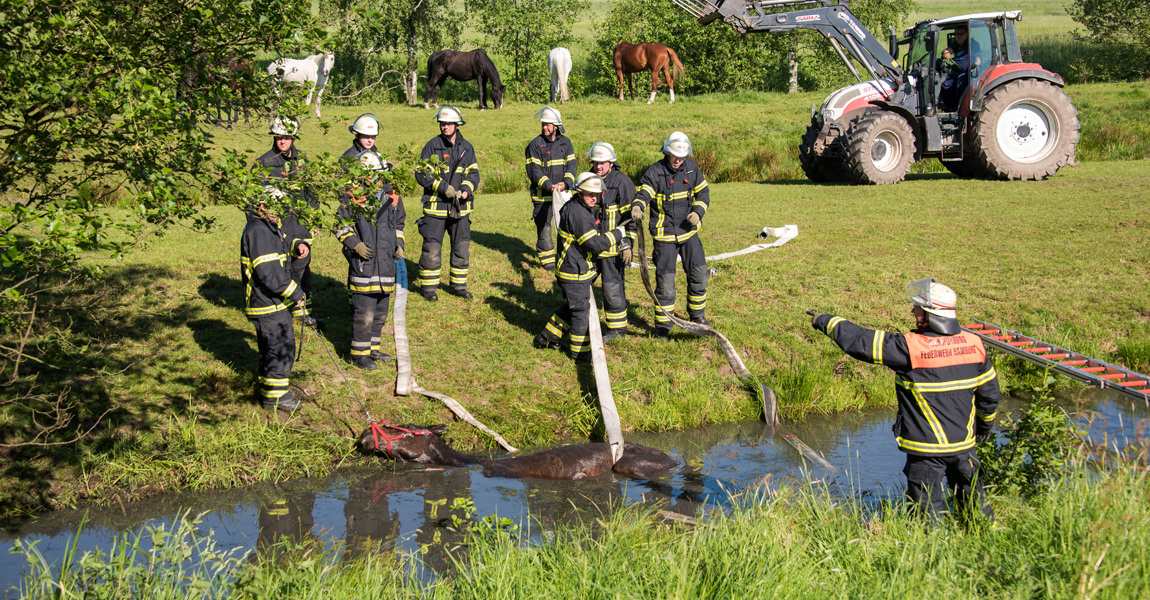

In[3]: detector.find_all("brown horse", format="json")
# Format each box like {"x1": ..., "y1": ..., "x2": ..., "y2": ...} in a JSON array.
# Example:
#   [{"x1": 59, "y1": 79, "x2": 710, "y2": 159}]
[{"x1": 613, "y1": 41, "x2": 685, "y2": 104}]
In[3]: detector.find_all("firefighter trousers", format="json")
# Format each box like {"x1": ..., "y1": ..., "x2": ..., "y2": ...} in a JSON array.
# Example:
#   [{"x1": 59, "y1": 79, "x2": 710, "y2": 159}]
[
  {"x1": 350, "y1": 292, "x2": 390, "y2": 357},
  {"x1": 540, "y1": 278, "x2": 592, "y2": 359},
  {"x1": 532, "y1": 201, "x2": 555, "y2": 268},
  {"x1": 903, "y1": 451, "x2": 993, "y2": 523},
  {"x1": 598, "y1": 255, "x2": 628, "y2": 331},
  {"x1": 417, "y1": 215, "x2": 470, "y2": 293},
  {"x1": 252, "y1": 310, "x2": 295, "y2": 402},
  {"x1": 652, "y1": 236, "x2": 708, "y2": 330},
  {"x1": 290, "y1": 255, "x2": 313, "y2": 317}
]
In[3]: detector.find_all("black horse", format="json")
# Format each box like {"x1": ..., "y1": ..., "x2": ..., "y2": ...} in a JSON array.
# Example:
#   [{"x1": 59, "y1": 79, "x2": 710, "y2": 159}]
[{"x1": 424, "y1": 49, "x2": 505, "y2": 110}]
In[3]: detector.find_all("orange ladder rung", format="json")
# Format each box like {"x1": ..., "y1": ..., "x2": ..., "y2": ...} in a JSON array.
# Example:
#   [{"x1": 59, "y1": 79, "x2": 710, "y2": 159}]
[
  {"x1": 1080, "y1": 366, "x2": 1107, "y2": 373},
  {"x1": 981, "y1": 329, "x2": 1000, "y2": 334},
  {"x1": 964, "y1": 324, "x2": 985, "y2": 329},
  {"x1": 990, "y1": 335, "x2": 1014, "y2": 341},
  {"x1": 1039, "y1": 353, "x2": 1070, "y2": 359},
  {"x1": 1059, "y1": 359, "x2": 1087, "y2": 365},
  {"x1": 1007, "y1": 341, "x2": 1034, "y2": 347},
  {"x1": 1024, "y1": 347, "x2": 1052, "y2": 353},
  {"x1": 1117, "y1": 380, "x2": 1148, "y2": 387},
  {"x1": 1098, "y1": 373, "x2": 1128, "y2": 380}
]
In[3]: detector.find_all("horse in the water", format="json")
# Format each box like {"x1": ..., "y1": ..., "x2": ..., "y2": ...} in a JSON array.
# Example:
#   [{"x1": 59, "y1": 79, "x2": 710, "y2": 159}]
[
  {"x1": 548, "y1": 47, "x2": 572, "y2": 104},
  {"x1": 613, "y1": 41, "x2": 685, "y2": 104},
  {"x1": 267, "y1": 51, "x2": 335, "y2": 117},
  {"x1": 358, "y1": 423, "x2": 677, "y2": 480},
  {"x1": 424, "y1": 49, "x2": 505, "y2": 110}
]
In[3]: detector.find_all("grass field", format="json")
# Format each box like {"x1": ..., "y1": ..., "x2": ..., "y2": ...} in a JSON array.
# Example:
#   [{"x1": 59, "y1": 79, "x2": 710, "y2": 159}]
[{"x1": 3, "y1": 77, "x2": 1149, "y2": 516}]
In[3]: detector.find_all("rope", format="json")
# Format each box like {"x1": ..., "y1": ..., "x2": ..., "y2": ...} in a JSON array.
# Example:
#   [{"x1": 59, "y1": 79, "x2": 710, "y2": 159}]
[
  {"x1": 634, "y1": 224, "x2": 778, "y2": 426},
  {"x1": 392, "y1": 259, "x2": 519, "y2": 452},
  {"x1": 299, "y1": 321, "x2": 373, "y2": 422}
]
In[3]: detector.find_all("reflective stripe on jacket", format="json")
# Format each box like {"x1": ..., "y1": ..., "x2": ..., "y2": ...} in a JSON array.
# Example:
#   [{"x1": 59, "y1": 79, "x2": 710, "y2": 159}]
[
  {"x1": 524, "y1": 134, "x2": 576, "y2": 202},
  {"x1": 597, "y1": 167, "x2": 637, "y2": 258},
  {"x1": 336, "y1": 192, "x2": 406, "y2": 294},
  {"x1": 557, "y1": 199, "x2": 624, "y2": 282},
  {"x1": 240, "y1": 212, "x2": 305, "y2": 317},
  {"x1": 815, "y1": 315, "x2": 1000, "y2": 456},
  {"x1": 414, "y1": 133, "x2": 480, "y2": 218},
  {"x1": 633, "y1": 157, "x2": 710, "y2": 243}
]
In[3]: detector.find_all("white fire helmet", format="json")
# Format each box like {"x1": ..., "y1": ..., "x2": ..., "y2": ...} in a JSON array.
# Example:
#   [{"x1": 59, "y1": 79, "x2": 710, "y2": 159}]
[
  {"x1": 661, "y1": 131, "x2": 692, "y2": 158},
  {"x1": 434, "y1": 105, "x2": 466, "y2": 125},
  {"x1": 536, "y1": 106, "x2": 562, "y2": 125},
  {"x1": 257, "y1": 185, "x2": 287, "y2": 210},
  {"x1": 574, "y1": 172, "x2": 604, "y2": 195},
  {"x1": 906, "y1": 278, "x2": 960, "y2": 335},
  {"x1": 349, "y1": 113, "x2": 379, "y2": 136},
  {"x1": 269, "y1": 117, "x2": 299, "y2": 138},
  {"x1": 586, "y1": 142, "x2": 617, "y2": 163},
  {"x1": 359, "y1": 151, "x2": 384, "y2": 172}
]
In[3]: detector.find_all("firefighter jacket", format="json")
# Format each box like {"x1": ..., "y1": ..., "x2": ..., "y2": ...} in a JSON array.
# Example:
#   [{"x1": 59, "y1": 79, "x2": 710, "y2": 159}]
[
  {"x1": 813, "y1": 314, "x2": 1000, "y2": 457},
  {"x1": 255, "y1": 144, "x2": 315, "y2": 255},
  {"x1": 524, "y1": 133, "x2": 576, "y2": 203},
  {"x1": 336, "y1": 191, "x2": 406, "y2": 294},
  {"x1": 414, "y1": 132, "x2": 479, "y2": 219},
  {"x1": 240, "y1": 211, "x2": 305, "y2": 318},
  {"x1": 556, "y1": 198, "x2": 625, "y2": 283},
  {"x1": 633, "y1": 157, "x2": 710, "y2": 244},
  {"x1": 597, "y1": 167, "x2": 637, "y2": 258}
]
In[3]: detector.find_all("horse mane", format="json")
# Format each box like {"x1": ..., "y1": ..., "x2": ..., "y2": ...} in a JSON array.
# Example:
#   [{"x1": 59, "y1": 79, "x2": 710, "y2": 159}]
[{"x1": 475, "y1": 49, "x2": 502, "y2": 87}]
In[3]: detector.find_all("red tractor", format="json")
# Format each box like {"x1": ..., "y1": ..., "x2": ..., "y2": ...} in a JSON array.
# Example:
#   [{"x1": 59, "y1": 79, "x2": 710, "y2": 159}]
[{"x1": 672, "y1": 0, "x2": 1080, "y2": 184}]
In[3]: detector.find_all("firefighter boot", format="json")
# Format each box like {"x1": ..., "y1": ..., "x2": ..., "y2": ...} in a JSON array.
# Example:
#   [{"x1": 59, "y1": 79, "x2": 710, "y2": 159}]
[
  {"x1": 352, "y1": 355, "x2": 378, "y2": 371},
  {"x1": 691, "y1": 315, "x2": 712, "y2": 327},
  {"x1": 371, "y1": 350, "x2": 394, "y2": 363},
  {"x1": 601, "y1": 328, "x2": 627, "y2": 343},
  {"x1": 654, "y1": 328, "x2": 672, "y2": 342},
  {"x1": 263, "y1": 391, "x2": 301, "y2": 412}
]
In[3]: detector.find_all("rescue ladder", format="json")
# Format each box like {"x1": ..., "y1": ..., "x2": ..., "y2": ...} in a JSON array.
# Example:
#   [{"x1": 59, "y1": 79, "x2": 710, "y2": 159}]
[{"x1": 962, "y1": 320, "x2": 1150, "y2": 404}]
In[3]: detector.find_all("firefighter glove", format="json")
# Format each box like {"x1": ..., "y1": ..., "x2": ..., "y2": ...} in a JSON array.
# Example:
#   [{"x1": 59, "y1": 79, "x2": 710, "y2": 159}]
[
  {"x1": 394, "y1": 247, "x2": 404, "y2": 260},
  {"x1": 806, "y1": 310, "x2": 824, "y2": 330},
  {"x1": 444, "y1": 185, "x2": 459, "y2": 200},
  {"x1": 687, "y1": 212, "x2": 701, "y2": 226},
  {"x1": 296, "y1": 314, "x2": 319, "y2": 330},
  {"x1": 631, "y1": 206, "x2": 643, "y2": 222},
  {"x1": 353, "y1": 242, "x2": 373, "y2": 260},
  {"x1": 621, "y1": 248, "x2": 633, "y2": 264}
]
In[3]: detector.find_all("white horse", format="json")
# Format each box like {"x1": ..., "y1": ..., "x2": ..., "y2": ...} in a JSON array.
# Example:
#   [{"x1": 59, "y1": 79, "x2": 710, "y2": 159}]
[
  {"x1": 267, "y1": 51, "x2": 335, "y2": 117},
  {"x1": 548, "y1": 47, "x2": 572, "y2": 104}
]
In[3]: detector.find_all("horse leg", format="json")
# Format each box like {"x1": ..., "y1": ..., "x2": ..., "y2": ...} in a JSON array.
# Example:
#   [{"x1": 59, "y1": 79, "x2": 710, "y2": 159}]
[
  {"x1": 477, "y1": 74, "x2": 487, "y2": 110},
  {"x1": 314, "y1": 85, "x2": 323, "y2": 118},
  {"x1": 665, "y1": 63, "x2": 675, "y2": 104},
  {"x1": 627, "y1": 73, "x2": 636, "y2": 101},
  {"x1": 616, "y1": 68, "x2": 626, "y2": 101},
  {"x1": 648, "y1": 69, "x2": 658, "y2": 105}
]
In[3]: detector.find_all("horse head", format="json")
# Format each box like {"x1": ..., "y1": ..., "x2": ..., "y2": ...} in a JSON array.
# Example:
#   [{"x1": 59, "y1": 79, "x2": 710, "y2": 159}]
[
  {"x1": 492, "y1": 82, "x2": 505, "y2": 109},
  {"x1": 357, "y1": 423, "x2": 476, "y2": 466},
  {"x1": 322, "y1": 51, "x2": 335, "y2": 77}
]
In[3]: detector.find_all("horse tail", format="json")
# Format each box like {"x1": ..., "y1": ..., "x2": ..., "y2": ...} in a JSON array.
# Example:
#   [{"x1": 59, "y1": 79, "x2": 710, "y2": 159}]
[
  {"x1": 558, "y1": 50, "x2": 571, "y2": 102},
  {"x1": 668, "y1": 48, "x2": 685, "y2": 81}
]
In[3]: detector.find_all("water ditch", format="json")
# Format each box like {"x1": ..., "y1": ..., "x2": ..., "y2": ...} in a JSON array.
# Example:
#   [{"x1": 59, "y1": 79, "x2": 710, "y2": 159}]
[{"x1": 1, "y1": 388, "x2": 1146, "y2": 591}]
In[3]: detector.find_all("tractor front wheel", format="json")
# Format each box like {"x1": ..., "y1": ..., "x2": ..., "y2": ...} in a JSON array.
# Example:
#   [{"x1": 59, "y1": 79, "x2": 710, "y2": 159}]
[
  {"x1": 799, "y1": 122, "x2": 849, "y2": 183},
  {"x1": 971, "y1": 79, "x2": 1079, "y2": 180},
  {"x1": 843, "y1": 112, "x2": 916, "y2": 185}
]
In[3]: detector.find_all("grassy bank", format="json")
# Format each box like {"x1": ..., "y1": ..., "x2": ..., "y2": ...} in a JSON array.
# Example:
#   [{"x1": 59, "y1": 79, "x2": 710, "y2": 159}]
[{"x1": 14, "y1": 461, "x2": 1150, "y2": 598}]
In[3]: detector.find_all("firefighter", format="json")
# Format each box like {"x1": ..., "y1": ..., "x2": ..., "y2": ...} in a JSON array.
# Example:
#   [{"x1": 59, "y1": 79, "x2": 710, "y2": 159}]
[
  {"x1": 524, "y1": 106, "x2": 577, "y2": 271},
  {"x1": 336, "y1": 151, "x2": 406, "y2": 371},
  {"x1": 414, "y1": 106, "x2": 480, "y2": 301},
  {"x1": 630, "y1": 131, "x2": 711, "y2": 340},
  {"x1": 254, "y1": 117, "x2": 318, "y2": 322},
  {"x1": 809, "y1": 279, "x2": 999, "y2": 522},
  {"x1": 587, "y1": 142, "x2": 636, "y2": 341},
  {"x1": 240, "y1": 187, "x2": 312, "y2": 411},
  {"x1": 534, "y1": 173, "x2": 628, "y2": 362}
]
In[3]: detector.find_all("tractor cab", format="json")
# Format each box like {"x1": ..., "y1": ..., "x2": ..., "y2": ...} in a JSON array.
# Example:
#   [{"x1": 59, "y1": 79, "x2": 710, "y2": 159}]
[{"x1": 902, "y1": 11, "x2": 1022, "y2": 119}]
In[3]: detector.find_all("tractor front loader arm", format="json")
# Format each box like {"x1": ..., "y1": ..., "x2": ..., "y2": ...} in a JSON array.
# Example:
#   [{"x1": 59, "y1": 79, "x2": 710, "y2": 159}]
[{"x1": 670, "y1": 0, "x2": 903, "y2": 82}]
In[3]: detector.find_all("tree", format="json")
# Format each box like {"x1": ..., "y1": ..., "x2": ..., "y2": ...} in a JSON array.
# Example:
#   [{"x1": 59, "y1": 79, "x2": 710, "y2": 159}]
[
  {"x1": 1068, "y1": 0, "x2": 1150, "y2": 81},
  {"x1": 467, "y1": 0, "x2": 590, "y2": 99},
  {"x1": 330, "y1": 0, "x2": 463, "y2": 105},
  {"x1": 0, "y1": 0, "x2": 323, "y2": 449}
]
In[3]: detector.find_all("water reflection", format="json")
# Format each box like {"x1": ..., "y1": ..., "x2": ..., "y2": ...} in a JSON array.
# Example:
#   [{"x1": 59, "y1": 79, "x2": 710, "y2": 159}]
[{"x1": 2, "y1": 389, "x2": 1147, "y2": 592}]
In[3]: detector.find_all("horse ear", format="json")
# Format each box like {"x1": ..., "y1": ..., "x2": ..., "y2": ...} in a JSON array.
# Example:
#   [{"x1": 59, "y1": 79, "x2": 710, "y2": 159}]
[{"x1": 430, "y1": 424, "x2": 449, "y2": 435}]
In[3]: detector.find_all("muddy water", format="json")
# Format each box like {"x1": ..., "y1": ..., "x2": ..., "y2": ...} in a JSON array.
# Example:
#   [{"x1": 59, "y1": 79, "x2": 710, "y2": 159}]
[{"x1": 1, "y1": 390, "x2": 1146, "y2": 591}]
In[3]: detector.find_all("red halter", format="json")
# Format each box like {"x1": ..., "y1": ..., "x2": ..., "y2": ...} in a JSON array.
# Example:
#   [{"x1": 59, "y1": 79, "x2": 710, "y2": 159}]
[{"x1": 370, "y1": 420, "x2": 432, "y2": 457}]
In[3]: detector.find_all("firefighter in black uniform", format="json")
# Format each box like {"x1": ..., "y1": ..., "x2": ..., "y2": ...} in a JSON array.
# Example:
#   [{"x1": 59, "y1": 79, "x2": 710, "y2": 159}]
[
  {"x1": 631, "y1": 132, "x2": 711, "y2": 340},
  {"x1": 240, "y1": 188, "x2": 311, "y2": 411},
  {"x1": 414, "y1": 106, "x2": 480, "y2": 301},
  {"x1": 254, "y1": 117, "x2": 318, "y2": 322},
  {"x1": 336, "y1": 149, "x2": 406, "y2": 371},
  {"x1": 524, "y1": 106, "x2": 577, "y2": 271},
  {"x1": 809, "y1": 278, "x2": 1000, "y2": 522},
  {"x1": 588, "y1": 142, "x2": 636, "y2": 342},
  {"x1": 534, "y1": 173, "x2": 628, "y2": 362}
]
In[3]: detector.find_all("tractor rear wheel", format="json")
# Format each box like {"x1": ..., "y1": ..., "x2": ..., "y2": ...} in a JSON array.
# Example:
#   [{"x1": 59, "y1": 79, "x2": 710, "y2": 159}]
[
  {"x1": 843, "y1": 111, "x2": 916, "y2": 185},
  {"x1": 971, "y1": 79, "x2": 1079, "y2": 180},
  {"x1": 799, "y1": 123, "x2": 849, "y2": 183}
]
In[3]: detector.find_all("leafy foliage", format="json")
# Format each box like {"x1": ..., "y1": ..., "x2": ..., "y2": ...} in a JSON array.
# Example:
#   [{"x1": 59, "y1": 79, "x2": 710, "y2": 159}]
[
  {"x1": 466, "y1": 0, "x2": 591, "y2": 100},
  {"x1": 977, "y1": 375, "x2": 1084, "y2": 499},
  {"x1": 1068, "y1": 0, "x2": 1150, "y2": 81}
]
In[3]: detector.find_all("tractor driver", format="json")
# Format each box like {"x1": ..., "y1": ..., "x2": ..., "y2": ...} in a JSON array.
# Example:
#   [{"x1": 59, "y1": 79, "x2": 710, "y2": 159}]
[
  {"x1": 525, "y1": 106, "x2": 577, "y2": 272},
  {"x1": 808, "y1": 279, "x2": 1000, "y2": 522},
  {"x1": 939, "y1": 25, "x2": 977, "y2": 112}
]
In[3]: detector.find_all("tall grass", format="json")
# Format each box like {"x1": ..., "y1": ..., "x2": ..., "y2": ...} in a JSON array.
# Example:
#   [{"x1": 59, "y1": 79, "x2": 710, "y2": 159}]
[{"x1": 15, "y1": 461, "x2": 1150, "y2": 598}]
